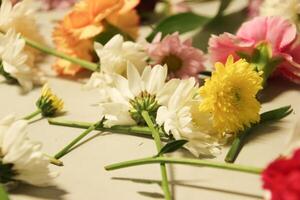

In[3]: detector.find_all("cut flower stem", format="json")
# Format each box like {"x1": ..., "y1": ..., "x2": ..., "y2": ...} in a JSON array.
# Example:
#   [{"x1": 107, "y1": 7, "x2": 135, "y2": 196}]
[
  {"x1": 44, "y1": 154, "x2": 64, "y2": 166},
  {"x1": 54, "y1": 121, "x2": 103, "y2": 159},
  {"x1": 23, "y1": 36, "x2": 99, "y2": 72},
  {"x1": 225, "y1": 105, "x2": 293, "y2": 163},
  {"x1": 22, "y1": 109, "x2": 42, "y2": 120},
  {"x1": 141, "y1": 111, "x2": 171, "y2": 200},
  {"x1": 48, "y1": 118, "x2": 166, "y2": 139},
  {"x1": 105, "y1": 156, "x2": 263, "y2": 175}
]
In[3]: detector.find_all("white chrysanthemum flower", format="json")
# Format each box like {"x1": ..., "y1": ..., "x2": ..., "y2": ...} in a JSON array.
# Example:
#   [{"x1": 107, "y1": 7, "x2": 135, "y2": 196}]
[
  {"x1": 0, "y1": 29, "x2": 45, "y2": 92},
  {"x1": 156, "y1": 78, "x2": 220, "y2": 157},
  {"x1": 0, "y1": 115, "x2": 56, "y2": 186},
  {"x1": 84, "y1": 71, "x2": 116, "y2": 103},
  {"x1": 260, "y1": 0, "x2": 300, "y2": 26},
  {"x1": 0, "y1": 0, "x2": 44, "y2": 66},
  {"x1": 99, "y1": 63, "x2": 180, "y2": 127},
  {"x1": 94, "y1": 34, "x2": 147, "y2": 75}
]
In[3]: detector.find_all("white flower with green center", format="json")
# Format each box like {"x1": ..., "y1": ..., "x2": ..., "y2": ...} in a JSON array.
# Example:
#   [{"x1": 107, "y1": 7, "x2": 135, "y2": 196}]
[
  {"x1": 0, "y1": 115, "x2": 56, "y2": 186},
  {"x1": 99, "y1": 63, "x2": 180, "y2": 127},
  {"x1": 0, "y1": 29, "x2": 45, "y2": 92},
  {"x1": 156, "y1": 78, "x2": 221, "y2": 157}
]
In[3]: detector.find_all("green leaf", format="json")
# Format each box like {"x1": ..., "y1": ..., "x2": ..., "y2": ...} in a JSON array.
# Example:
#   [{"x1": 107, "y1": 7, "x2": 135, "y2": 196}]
[
  {"x1": 216, "y1": 0, "x2": 233, "y2": 17},
  {"x1": 94, "y1": 22, "x2": 133, "y2": 45},
  {"x1": 260, "y1": 105, "x2": 293, "y2": 123},
  {"x1": 146, "y1": 12, "x2": 210, "y2": 42},
  {"x1": 157, "y1": 140, "x2": 188, "y2": 156},
  {"x1": 225, "y1": 105, "x2": 293, "y2": 163},
  {"x1": 0, "y1": 184, "x2": 9, "y2": 200},
  {"x1": 193, "y1": 8, "x2": 247, "y2": 51}
]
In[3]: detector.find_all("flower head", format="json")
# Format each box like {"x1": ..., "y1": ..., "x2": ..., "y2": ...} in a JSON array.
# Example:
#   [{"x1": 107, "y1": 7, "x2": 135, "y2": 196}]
[
  {"x1": 36, "y1": 84, "x2": 64, "y2": 117},
  {"x1": 209, "y1": 16, "x2": 300, "y2": 84},
  {"x1": 262, "y1": 148, "x2": 300, "y2": 200},
  {"x1": 95, "y1": 34, "x2": 147, "y2": 75},
  {"x1": 52, "y1": 24, "x2": 93, "y2": 75},
  {"x1": 147, "y1": 33, "x2": 205, "y2": 79},
  {"x1": 52, "y1": 0, "x2": 140, "y2": 76},
  {"x1": 156, "y1": 78, "x2": 221, "y2": 157},
  {"x1": 0, "y1": 0, "x2": 45, "y2": 64},
  {"x1": 98, "y1": 63, "x2": 180, "y2": 127},
  {"x1": 199, "y1": 56, "x2": 263, "y2": 135},
  {"x1": 0, "y1": 115, "x2": 56, "y2": 186},
  {"x1": 0, "y1": 29, "x2": 45, "y2": 92}
]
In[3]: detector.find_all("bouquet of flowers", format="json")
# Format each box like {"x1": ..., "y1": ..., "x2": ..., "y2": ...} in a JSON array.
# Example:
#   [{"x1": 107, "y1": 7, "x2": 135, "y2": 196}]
[{"x1": 0, "y1": 0, "x2": 299, "y2": 199}]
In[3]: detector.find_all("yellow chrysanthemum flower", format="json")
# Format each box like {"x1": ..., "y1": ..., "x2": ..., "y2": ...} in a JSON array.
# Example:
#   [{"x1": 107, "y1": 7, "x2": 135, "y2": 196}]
[
  {"x1": 36, "y1": 84, "x2": 64, "y2": 117},
  {"x1": 199, "y1": 55, "x2": 263, "y2": 135}
]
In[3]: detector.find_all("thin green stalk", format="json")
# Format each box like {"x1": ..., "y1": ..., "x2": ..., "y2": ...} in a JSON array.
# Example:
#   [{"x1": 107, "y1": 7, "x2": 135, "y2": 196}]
[
  {"x1": 141, "y1": 111, "x2": 171, "y2": 200},
  {"x1": 225, "y1": 105, "x2": 293, "y2": 163},
  {"x1": 0, "y1": 184, "x2": 9, "y2": 200},
  {"x1": 44, "y1": 154, "x2": 64, "y2": 166},
  {"x1": 105, "y1": 156, "x2": 263, "y2": 175},
  {"x1": 23, "y1": 37, "x2": 99, "y2": 72},
  {"x1": 22, "y1": 109, "x2": 41, "y2": 120},
  {"x1": 54, "y1": 121, "x2": 102, "y2": 159},
  {"x1": 48, "y1": 118, "x2": 166, "y2": 138}
]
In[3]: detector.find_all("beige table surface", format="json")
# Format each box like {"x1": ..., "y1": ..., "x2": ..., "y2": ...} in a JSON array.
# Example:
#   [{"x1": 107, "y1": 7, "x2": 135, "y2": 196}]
[{"x1": 1, "y1": 1, "x2": 300, "y2": 200}]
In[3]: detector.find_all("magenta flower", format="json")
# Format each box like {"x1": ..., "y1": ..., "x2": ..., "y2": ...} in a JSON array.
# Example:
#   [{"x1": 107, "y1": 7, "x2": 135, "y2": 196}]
[
  {"x1": 209, "y1": 16, "x2": 300, "y2": 84},
  {"x1": 147, "y1": 33, "x2": 206, "y2": 79}
]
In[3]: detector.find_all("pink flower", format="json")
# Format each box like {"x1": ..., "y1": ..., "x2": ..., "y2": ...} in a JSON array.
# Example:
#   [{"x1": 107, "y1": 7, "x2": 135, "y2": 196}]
[
  {"x1": 262, "y1": 149, "x2": 300, "y2": 200},
  {"x1": 41, "y1": 0, "x2": 76, "y2": 10},
  {"x1": 147, "y1": 33, "x2": 206, "y2": 79},
  {"x1": 209, "y1": 16, "x2": 300, "y2": 84}
]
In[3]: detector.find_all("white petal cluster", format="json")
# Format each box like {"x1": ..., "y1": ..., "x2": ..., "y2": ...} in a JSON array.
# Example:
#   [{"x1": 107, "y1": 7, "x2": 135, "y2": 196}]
[
  {"x1": 260, "y1": 0, "x2": 300, "y2": 27},
  {"x1": 99, "y1": 63, "x2": 177, "y2": 127},
  {"x1": 0, "y1": 115, "x2": 55, "y2": 186},
  {"x1": 97, "y1": 63, "x2": 220, "y2": 157},
  {"x1": 95, "y1": 34, "x2": 147, "y2": 75},
  {"x1": 0, "y1": 30, "x2": 45, "y2": 92},
  {"x1": 85, "y1": 35, "x2": 148, "y2": 95},
  {"x1": 0, "y1": 0, "x2": 44, "y2": 65},
  {"x1": 156, "y1": 79, "x2": 220, "y2": 157}
]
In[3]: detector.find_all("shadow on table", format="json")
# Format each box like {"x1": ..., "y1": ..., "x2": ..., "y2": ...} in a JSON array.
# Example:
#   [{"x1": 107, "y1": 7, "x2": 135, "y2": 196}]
[
  {"x1": 11, "y1": 184, "x2": 68, "y2": 200},
  {"x1": 259, "y1": 77, "x2": 300, "y2": 103},
  {"x1": 244, "y1": 122, "x2": 287, "y2": 145},
  {"x1": 111, "y1": 177, "x2": 262, "y2": 199}
]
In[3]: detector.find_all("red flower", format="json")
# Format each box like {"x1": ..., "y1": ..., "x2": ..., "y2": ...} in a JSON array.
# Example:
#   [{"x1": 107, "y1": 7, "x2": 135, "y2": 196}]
[{"x1": 262, "y1": 149, "x2": 300, "y2": 200}]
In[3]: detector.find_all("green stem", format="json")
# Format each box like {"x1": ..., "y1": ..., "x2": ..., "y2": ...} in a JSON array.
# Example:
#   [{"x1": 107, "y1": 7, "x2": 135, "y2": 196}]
[
  {"x1": 105, "y1": 156, "x2": 263, "y2": 175},
  {"x1": 225, "y1": 129, "x2": 249, "y2": 163},
  {"x1": 23, "y1": 37, "x2": 99, "y2": 72},
  {"x1": 225, "y1": 105, "x2": 293, "y2": 163},
  {"x1": 54, "y1": 121, "x2": 102, "y2": 159},
  {"x1": 44, "y1": 154, "x2": 64, "y2": 166},
  {"x1": 0, "y1": 184, "x2": 9, "y2": 200},
  {"x1": 22, "y1": 109, "x2": 42, "y2": 120},
  {"x1": 48, "y1": 118, "x2": 166, "y2": 139},
  {"x1": 141, "y1": 111, "x2": 171, "y2": 200}
]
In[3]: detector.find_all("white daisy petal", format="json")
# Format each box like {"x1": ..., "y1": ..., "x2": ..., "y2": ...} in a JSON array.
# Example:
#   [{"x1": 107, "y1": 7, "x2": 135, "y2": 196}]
[{"x1": 0, "y1": 116, "x2": 55, "y2": 186}]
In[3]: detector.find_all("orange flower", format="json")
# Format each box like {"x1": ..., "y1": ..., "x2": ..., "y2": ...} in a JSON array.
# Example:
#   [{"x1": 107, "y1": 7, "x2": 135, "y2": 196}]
[
  {"x1": 63, "y1": 0, "x2": 140, "y2": 40},
  {"x1": 52, "y1": 24, "x2": 93, "y2": 75},
  {"x1": 52, "y1": 0, "x2": 140, "y2": 76}
]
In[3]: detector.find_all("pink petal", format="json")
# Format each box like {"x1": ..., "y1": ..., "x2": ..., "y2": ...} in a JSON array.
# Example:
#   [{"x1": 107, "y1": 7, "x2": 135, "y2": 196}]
[
  {"x1": 237, "y1": 16, "x2": 297, "y2": 52},
  {"x1": 208, "y1": 33, "x2": 254, "y2": 63}
]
